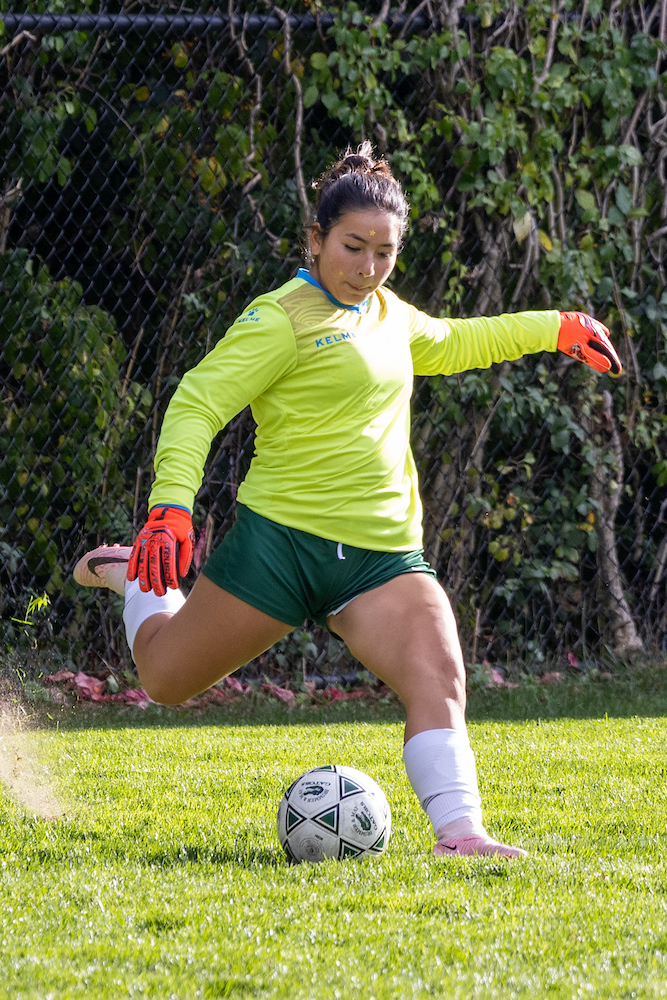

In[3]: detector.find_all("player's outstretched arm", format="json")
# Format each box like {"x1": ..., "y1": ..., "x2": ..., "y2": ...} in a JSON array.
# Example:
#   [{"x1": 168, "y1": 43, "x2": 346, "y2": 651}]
[
  {"x1": 408, "y1": 302, "x2": 623, "y2": 378},
  {"x1": 127, "y1": 504, "x2": 194, "y2": 596},
  {"x1": 557, "y1": 311, "x2": 623, "y2": 375}
]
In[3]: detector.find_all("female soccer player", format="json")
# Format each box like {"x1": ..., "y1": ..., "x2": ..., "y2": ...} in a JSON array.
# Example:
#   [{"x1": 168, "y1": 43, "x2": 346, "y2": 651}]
[{"x1": 75, "y1": 143, "x2": 622, "y2": 858}]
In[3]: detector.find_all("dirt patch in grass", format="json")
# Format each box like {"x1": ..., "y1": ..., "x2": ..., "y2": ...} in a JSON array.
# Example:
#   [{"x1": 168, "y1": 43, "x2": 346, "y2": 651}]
[{"x1": 0, "y1": 679, "x2": 66, "y2": 819}]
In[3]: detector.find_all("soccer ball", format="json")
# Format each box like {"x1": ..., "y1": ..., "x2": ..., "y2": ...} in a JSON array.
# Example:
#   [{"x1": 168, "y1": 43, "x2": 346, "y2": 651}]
[{"x1": 277, "y1": 764, "x2": 391, "y2": 863}]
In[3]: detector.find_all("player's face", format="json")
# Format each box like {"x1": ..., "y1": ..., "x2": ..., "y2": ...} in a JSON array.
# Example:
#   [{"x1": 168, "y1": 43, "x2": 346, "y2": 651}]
[{"x1": 309, "y1": 208, "x2": 401, "y2": 306}]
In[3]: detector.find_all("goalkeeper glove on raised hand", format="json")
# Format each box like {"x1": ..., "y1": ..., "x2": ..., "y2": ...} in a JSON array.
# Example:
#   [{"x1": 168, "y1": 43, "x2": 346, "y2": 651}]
[
  {"x1": 127, "y1": 505, "x2": 194, "y2": 596},
  {"x1": 557, "y1": 311, "x2": 623, "y2": 375}
]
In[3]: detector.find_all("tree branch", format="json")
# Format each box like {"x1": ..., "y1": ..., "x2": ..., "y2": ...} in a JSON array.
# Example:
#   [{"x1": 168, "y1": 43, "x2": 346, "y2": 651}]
[
  {"x1": 268, "y1": 3, "x2": 310, "y2": 222},
  {"x1": 370, "y1": 0, "x2": 391, "y2": 30},
  {"x1": 533, "y1": 1, "x2": 565, "y2": 90},
  {"x1": 0, "y1": 178, "x2": 23, "y2": 255},
  {"x1": 0, "y1": 31, "x2": 37, "y2": 60},
  {"x1": 584, "y1": 390, "x2": 643, "y2": 657}
]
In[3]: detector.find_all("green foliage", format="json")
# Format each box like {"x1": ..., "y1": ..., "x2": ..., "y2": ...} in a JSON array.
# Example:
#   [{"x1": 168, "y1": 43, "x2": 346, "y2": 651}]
[
  {"x1": 106, "y1": 59, "x2": 319, "y2": 349},
  {"x1": 3, "y1": 590, "x2": 51, "y2": 652},
  {"x1": 2, "y1": 2, "x2": 667, "y2": 664},
  {"x1": 0, "y1": 250, "x2": 149, "y2": 601},
  {"x1": 304, "y1": 6, "x2": 449, "y2": 219}
]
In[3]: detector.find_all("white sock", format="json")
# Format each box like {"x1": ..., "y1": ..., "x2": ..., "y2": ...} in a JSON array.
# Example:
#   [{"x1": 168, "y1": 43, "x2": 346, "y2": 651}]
[
  {"x1": 122, "y1": 578, "x2": 185, "y2": 658},
  {"x1": 402, "y1": 728, "x2": 484, "y2": 838}
]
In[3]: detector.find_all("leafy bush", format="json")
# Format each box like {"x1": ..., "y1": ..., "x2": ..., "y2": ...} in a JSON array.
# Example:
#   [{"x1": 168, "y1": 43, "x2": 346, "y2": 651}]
[
  {"x1": 0, "y1": 249, "x2": 149, "y2": 641},
  {"x1": 2, "y1": 2, "x2": 667, "y2": 668}
]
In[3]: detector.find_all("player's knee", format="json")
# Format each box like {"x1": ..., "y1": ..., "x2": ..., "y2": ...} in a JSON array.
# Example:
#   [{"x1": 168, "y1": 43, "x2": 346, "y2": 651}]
[
  {"x1": 135, "y1": 656, "x2": 185, "y2": 705},
  {"x1": 398, "y1": 654, "x2": 466, "y2": 709},
  {"x1": 144, "y1": 683, "x2": 184, "y2": 706},
  {"x1": 433, "y1": 656, "x2": 466, "y2": 703}
]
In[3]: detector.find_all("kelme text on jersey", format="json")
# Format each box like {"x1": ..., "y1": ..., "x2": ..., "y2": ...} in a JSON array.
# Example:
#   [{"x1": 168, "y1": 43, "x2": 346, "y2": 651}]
[{"x1": 315, "y1": 331, "x2": 357, "y2": 348}]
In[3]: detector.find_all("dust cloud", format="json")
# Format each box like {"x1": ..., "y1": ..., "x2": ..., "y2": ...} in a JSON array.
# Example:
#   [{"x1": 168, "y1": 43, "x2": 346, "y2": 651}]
[{"x1": 0, "y1": 687, "x2": 65, "y2": 820}]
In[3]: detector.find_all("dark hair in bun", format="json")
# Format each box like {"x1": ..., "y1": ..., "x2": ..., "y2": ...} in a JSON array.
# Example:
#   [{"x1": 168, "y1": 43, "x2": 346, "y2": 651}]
[{"x1": 312, "y1": 141, "x2": 409, "y2": 238}]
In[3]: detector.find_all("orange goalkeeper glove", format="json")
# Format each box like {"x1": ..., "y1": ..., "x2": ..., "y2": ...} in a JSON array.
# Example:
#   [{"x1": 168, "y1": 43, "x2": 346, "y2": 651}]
[
  {"x1": 557, "y1": 311, "x2": 623, "y2": 375},
  {"x1": 127, "y1": 505, "x2": 194, "y2": 596}
]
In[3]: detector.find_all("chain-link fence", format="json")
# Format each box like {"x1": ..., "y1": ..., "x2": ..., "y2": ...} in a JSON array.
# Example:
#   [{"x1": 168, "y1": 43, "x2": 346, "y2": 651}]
[{"x1": 2, "y1": 3, "x2": 667, "y2": 679}]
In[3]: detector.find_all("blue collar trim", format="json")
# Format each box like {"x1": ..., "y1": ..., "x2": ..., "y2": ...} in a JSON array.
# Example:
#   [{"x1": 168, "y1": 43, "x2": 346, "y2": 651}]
[{"x1": 296, "y1": 268, "x2": 369, "y2": 314}]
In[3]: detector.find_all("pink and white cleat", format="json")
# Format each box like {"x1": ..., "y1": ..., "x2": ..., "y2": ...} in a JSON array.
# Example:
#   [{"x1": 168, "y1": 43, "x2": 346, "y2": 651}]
[
  {"x1": 73, "y1": 544, "x2": 132, "y2": 596},
  {"x1": 434, "y1": 834, "x2": 527, "y2": 859}
]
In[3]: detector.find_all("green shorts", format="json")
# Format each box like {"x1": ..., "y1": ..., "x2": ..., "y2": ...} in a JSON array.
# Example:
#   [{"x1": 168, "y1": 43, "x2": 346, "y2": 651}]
[{"x1": 202, "y1": 503, "x2": 436, "y2": 630}]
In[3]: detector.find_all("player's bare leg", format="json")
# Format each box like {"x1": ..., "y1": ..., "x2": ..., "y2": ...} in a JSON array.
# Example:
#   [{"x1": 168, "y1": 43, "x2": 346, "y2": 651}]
[
  {"x1": 327, "y1": 572, "x2": 466, "y2": 740},
  {"x1": 74, "y1": 549, "x2": 292, "y2": 704},
  {"x1": 328, "y1": 573, "x2": 527, "y2": 859},
  {"x1": 130, "y1": 576, "x2": 292, "y2": 704}
]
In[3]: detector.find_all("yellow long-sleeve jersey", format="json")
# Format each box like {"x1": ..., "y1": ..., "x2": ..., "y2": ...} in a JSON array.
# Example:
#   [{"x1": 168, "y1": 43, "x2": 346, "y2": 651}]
[{"x1": 149, "y1": 271, "x2": 559, "y2": 551}]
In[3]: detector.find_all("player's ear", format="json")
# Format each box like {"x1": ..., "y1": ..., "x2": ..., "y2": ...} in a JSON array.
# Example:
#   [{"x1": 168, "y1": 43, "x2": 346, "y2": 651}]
[{"x1": 310, "y1": 222, "x2": 324, "y2": 256}]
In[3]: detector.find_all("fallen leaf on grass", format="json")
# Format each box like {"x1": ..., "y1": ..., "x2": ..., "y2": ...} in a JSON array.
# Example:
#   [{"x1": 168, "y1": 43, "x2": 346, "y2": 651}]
[
  {"x1": 261, "y1": 683, "x2": 296, "y2": 708},
  {"x1": 204, "y1": 687, "x2": 231, "y2": 705},
  {"x1": 74, "y1": 672, "x2": 107, "y2": 701},
  {"x1": 45, "y1": 670, "x2": 75, "y2": 684},
  {"x1": 37, "y1": 670, "x2": 390, "y2": 712},
  {"x1": 42, "y1": 669, "x2": 238, "y2": 710},
  {"x1": 111, "y1": 688, "x2": 152, "y2": 707},
  {"x1": 180, "y1": 688, "x2": 230, "y2": 709},
  {"x1": 223, "y1": 676, "x2": 252, "y2": 694},
  {"x1": 485, "y1": 668, "x2": 519, "y2": 690},
  {"x1": 322, "y1": 687, "x2": 367, "y2": 701}
]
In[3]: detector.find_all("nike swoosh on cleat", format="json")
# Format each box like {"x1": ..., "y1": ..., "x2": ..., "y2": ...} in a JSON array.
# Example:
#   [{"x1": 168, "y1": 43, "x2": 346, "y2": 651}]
[
  {"x1": 442, "y1": 843, "x2": 458, "y2": 852},
  {"x1": 87, "y1": 555, "x2": 130, "y2": 578}
]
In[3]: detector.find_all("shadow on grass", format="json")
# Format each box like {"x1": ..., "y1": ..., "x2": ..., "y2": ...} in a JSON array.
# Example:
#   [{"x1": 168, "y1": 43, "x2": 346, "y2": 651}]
[
  {"x1": 28, "y1": 836, "x2": 287, "y2": 870},
  {"x1": 18, "y1": 662, "x2": 667, "y2": 732}
]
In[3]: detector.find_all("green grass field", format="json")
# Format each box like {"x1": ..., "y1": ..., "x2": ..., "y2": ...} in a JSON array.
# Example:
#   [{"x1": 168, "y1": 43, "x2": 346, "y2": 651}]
[{"x1": 2, "y1": 677, "x2": 667, "y2": 999}]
